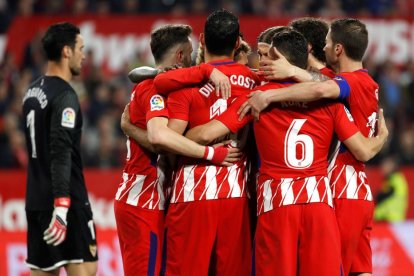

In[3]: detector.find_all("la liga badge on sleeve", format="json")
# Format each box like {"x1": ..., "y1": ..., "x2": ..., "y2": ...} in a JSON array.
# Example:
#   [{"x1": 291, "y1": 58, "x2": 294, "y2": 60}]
[
  {"x1": 150, "y1": 95, "x2": 165, "y2": 111},
  {"x1": 61, "y1": 107, "x2": 76, "y2": 128}
]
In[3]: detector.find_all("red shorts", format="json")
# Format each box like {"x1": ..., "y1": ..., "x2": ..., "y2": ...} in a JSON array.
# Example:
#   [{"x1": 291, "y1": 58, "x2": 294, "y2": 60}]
[
  {"x1": 164, "y1": 198, "x2": 251, "y2": 276},
  {"x1": 114, "y1": 200, "x2": 165, "y2": 276},
  {"x1": 255, "y1": 203, "x2": 342, "y2": 276},
  {"x1": 334, "y1": 199, "x2": 374, "y2": 275}
]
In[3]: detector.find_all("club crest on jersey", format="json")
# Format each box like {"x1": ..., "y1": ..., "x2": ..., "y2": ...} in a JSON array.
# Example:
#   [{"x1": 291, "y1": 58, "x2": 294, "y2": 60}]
[
  {"x1": 89, "y1": 244, "x2": 97, "y2": 257},
  {"x1": 344, "y1": 106, "x2": 354, "y2": 121},
  {"x1": 61, "y1": 107, "x2": 76, "y2": 128},
  {"x1": 150, "y1": 95, "x2": 165, "y2": 111}
]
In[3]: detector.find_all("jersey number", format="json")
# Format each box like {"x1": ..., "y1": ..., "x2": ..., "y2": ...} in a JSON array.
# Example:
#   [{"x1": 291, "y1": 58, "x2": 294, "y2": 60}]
[
  {"x1": 284, "y1": 119, "x2": 314, "y2": 169},
  {"x1": 26, "y1": 110, "x2": 37, "y2": 158}
]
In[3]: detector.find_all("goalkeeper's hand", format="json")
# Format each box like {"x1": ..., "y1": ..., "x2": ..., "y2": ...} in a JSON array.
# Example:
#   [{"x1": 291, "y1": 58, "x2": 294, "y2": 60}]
[{"x1": 43, "y1": 197, "x2": 70, "y2": 246}]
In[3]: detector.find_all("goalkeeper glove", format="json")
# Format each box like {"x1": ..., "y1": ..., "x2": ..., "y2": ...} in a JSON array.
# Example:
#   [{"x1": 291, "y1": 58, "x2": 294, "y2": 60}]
[{"x1": 43, "y1": 197, "x2": 70, "y2": 246}]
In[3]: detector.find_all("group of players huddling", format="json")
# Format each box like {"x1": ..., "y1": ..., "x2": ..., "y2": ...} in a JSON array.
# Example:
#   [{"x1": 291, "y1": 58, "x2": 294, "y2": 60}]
[
  {"x1": 114, "y1": 9, "x2": 388, "y2": 276},
  {"x1": 22, "y1": 8, "x2": 388, "y2": 276}
]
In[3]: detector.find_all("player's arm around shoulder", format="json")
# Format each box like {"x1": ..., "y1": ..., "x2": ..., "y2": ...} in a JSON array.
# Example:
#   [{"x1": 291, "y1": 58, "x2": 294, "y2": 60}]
[
  {"x1": 120, "y1": 103, "x2": 156, "y2": 152},
  {"x1": 147, "y1": 116, "x2": 240, "y2": 166},
  {"x1": 185, "y1": 120, "x2": 230, "y2": 145},
  {"x1": 343, "y1": 109, "x2": 388, "y2": 162}
]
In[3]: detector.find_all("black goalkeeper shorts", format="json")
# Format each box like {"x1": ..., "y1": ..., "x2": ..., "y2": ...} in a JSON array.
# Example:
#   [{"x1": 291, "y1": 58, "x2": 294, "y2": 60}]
[{"x1": 25, "y1": 206, "x2": 98, "y2": 271}]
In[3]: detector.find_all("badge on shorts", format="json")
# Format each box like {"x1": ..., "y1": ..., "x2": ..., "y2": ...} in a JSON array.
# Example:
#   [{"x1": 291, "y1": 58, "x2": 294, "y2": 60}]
[
  {"x1": 150, "y1": 95, "x2": 165, "y2": 111},
  {"x1": 89, "y1": 244, "x2": 97, "y2": 257},
  {"x1": 61, "y1": 107, "x2": 76, "y2": 128}
]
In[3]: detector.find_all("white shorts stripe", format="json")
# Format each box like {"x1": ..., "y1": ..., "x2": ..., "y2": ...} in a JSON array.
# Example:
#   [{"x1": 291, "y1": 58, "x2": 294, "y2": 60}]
[
  {"x1": 345, "y1": 165, "x2": 358, "y2": 199},
  {"x1": 26, "y1": 259, "x2": 84, "y2": 272},
  {"x1": 280, "y1": 178, "x2": 294, "y2": 206},
  {"x1": 183, "y1": 166, "x2": 195, "y2": 201},
  {"x1": 126, "y1": 175, "x2": 146, "y2": 205},
  {"x1": 205, "y1": 166, "x2": 218, "y2": 200},
  {"x1": 263, "y1": 180, "x2": 273, "y2": 213},
  {"x1": 306, "y1": 176, "x2": 320, "y2": 203}
]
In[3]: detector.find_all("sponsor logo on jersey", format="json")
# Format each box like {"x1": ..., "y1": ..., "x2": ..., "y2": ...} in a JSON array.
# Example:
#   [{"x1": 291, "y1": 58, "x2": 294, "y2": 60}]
[
  {"x1": 344, "y1": 106, "x2": 354, "y2": 121},
  {"x1": 61, "y1": 107, "x2": 76, "y2": 128},
  {"x1": 210, "y1": 99, "x2": 227, "y2": 118},
  {"x1": 150, "y1": 95, "x2": 164, "y2": 111}
]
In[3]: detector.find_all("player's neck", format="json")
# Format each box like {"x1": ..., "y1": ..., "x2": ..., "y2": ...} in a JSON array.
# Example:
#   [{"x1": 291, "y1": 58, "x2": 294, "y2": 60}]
[
  {"x1": 307, "y1": 54, "x2": 325, "y2": 70},
  {"x1": 204, "y1": 51, "x2": 234, "y2": 63},
  {"x1": 45, "y1": 61, "x2": 72, "y2": 82},
  {"x1": 338, "y1": 57, "x2": 363, "y2": 73}
]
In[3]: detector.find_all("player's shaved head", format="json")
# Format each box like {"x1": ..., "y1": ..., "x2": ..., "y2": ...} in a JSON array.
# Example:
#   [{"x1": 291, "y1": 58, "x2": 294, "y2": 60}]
[
  {"x1": 290, "y1": 17, "x2": 329, "y2": 63},
  {"x1": 271, "y1": 29, "x2": 308, "y2": 69},
  {"x1": 204, "y1": 9, "x2": 240, "y2": 56},
  {"x1": 330, "y1": 18, "x2": 368, "y2": 61},
  {"x1": 257, "y1": 26, "x2": 291, "y2": 44},
  {"x1": 150, "y1": 24, "x2": 192, "y2": 64}
]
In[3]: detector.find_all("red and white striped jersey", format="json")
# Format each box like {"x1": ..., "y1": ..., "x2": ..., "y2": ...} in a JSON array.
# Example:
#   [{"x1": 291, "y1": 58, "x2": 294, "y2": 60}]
[
  {"x1": 217, "y1": 81, "x2": 359, "y2": 215},
  {"x1": 163, "y1": 59, "x2": 260, "y2": 203},
  {"x1": 115, "y1": 80, "x2": 169, "y2": 210},
  {"x1": 257, "y1": 175, "x2": 333, "y2": 215},
  {"x1": 329, "y1": 70, "x2": 379, "y2": 200}
]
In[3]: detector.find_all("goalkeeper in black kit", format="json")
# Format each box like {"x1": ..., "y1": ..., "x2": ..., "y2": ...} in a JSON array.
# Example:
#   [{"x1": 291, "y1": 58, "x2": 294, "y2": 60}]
[{"x1": 22, "y1": 22, "x2": 97, "y2": 275}]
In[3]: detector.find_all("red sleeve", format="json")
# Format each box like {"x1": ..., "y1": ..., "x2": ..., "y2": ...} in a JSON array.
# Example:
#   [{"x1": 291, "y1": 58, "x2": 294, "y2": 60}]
[
  {"x1": 167, "y1": 88, "x2": 193, "y2": 121},
  {"x1": 331, "y1": 103, "x2": 359, "y2": 141},
  {"x1": 144, "y1": 91, "x2": 169, "y2": 123},
  {"x1": 319, "y1": 67, "x2": 336, "y2": 79},
  {"x1": 153, "y1": 63, "x2": 213, "y2": 95},
  {"x1": 216, "y1": 94, "x2": 252, "y2": 133},
  {"x1": 129, "y1": 85, "x2": 141, "y2": 123}
]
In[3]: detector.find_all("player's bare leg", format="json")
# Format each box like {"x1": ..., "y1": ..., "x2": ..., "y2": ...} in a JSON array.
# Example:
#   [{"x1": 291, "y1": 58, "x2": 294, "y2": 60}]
[
  {"x1": 65, "y1": 262, "x2": 97, "y2": 276},
  {"x1": 351, "y1": 273, "x2": 371, "y2": 276},
  {"x1": 30, "y1": 268, "x2": 59, "y2": 276}
]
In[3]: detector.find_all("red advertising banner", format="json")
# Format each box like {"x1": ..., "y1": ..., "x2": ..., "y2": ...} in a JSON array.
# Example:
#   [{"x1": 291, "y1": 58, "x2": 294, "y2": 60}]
[
  {"x1": 4, "y1": 16, "x2": 414, "y2": 73},
  {"x1": 1, "y1": 168, "x2": 414, "y2": 275}
]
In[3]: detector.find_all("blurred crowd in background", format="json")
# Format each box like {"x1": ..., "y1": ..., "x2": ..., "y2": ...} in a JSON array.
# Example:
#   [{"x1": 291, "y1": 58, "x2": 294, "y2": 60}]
[
  {"x1": 1, "y1": 0, "x2": 414, "y2": 27},
  {"x1": 1, "y1": 0, "x2": 414, "y2": 169}
]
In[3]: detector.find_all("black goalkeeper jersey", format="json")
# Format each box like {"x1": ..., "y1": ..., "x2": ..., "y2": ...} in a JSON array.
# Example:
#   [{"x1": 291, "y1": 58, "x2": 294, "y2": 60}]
[{"x1": 23, "y1": 76, "x2": 90, "y2": 210}]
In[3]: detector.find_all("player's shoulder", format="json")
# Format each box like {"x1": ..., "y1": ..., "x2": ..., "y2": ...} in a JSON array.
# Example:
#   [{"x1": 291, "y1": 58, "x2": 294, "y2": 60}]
[
  {"x1": 168, "y1": 86, "x2": 196, "y2": 100},
  {"x1": 254, "y1": 81, "x2": 293, "y2": 91},
  {"x1": 338, "y1": 70, "x2": 377, "y2": 86},
  {"x1": 132, "y1": 79, "x2": 157, "y2": 100},
  {"x1": 47, "y1": 76, "x2": 74, "y2": 91}
]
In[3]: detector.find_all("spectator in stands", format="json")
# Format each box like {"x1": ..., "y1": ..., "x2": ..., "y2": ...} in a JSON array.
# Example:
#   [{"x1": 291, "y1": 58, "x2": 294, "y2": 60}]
[{"x1": 374, "y1": 156, "x2": 408, "y2": 222}]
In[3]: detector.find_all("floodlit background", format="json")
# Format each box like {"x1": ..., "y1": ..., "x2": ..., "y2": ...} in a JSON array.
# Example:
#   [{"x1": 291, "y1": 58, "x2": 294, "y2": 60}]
[{"x1": 0, "y1": 0, "x2": 414, "y2": 275}]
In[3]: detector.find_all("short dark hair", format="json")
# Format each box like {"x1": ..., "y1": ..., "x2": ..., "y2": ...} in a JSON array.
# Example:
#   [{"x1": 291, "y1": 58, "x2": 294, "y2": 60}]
[
  {"x1": 204, "y1": 9, "x2": 239, "y2": 56},
  {"x1": 290, "y1": 17, "x2": 329, "y2": 63},
  {"x1": 272, "y1": 29, "x2": 308, "y2": 69},
  {"x1": 42, "y1": 22, "x2": 80, "y2": 62},
  {"x1": 257, "y1": 26, "x2": 291, "y2": 44},
  {"x1": 234, "y1": 40, "x2": 252, "y2": 60},
  {"x1": 150, "y1": 24, "x2": 192, "y2": 64},
  {"x1": 330, "y1": 18, "x2": 368, "y2": 61}
]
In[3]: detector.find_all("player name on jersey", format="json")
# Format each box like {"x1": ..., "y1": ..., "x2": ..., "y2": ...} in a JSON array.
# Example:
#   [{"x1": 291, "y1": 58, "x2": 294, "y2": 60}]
[
  {"x1": 280, "y1": 101, "x2": 308, "y2": 108},
  {"x1": 22, "y1": 87, "x2": 48, "y2": 109}
]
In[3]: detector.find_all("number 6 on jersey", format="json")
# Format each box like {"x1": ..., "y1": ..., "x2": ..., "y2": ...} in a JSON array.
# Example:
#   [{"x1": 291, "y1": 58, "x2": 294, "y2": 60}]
[{"x1": 284, "y1": 119, "x2": 314, "y2": 169}]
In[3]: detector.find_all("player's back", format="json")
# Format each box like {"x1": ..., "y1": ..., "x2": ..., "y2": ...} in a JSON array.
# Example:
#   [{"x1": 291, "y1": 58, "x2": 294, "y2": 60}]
[
  {"x1": 254, "y1": 82, "x2": 358, "y2": 214},
  {"x1": 255, "y1": 82, "x2": 346, "y2": 179},
  {"x1": 168, "y1": 60, "x2": 259, "y2": 129},
  {"x1": 329, "y1": 70, "x2": 379, "y2": 200},
  {"x1": 167, "y1": 60, "x2": 259, "y2": 203},
  {"x1": 22, "y1": 76, "x2": 88, "y2": 210},
  {"x1": 337, "y1": 70, "x2": 378, "y2": 138},
  {"x1": 115, "y1": 79, "x2": 166, "y2": 210}
]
